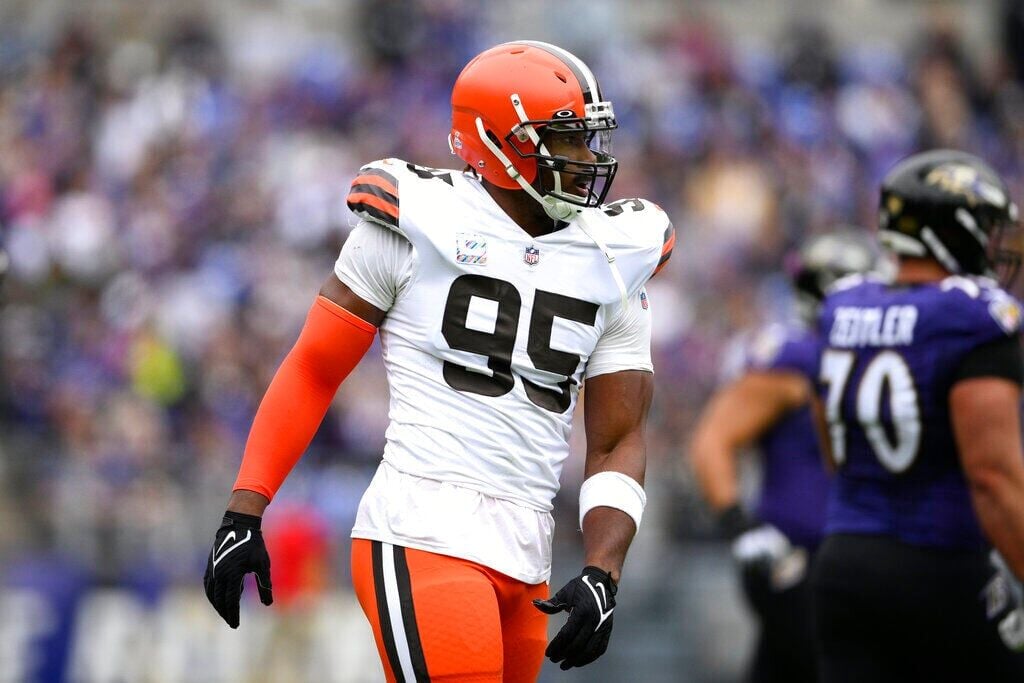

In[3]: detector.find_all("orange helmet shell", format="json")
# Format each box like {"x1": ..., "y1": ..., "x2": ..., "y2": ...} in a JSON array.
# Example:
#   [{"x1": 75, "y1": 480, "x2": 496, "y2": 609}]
[{"x1": 450, "y1": 42, "x2": 596, "y2": 190}]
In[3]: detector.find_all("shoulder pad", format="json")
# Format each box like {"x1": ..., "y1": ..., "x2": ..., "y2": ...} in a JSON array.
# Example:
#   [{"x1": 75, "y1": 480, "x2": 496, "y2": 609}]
[
  {"x1": 746, "y1": 323, "x2": 789, "y2": 368},
  {"x1": 347, "y1": 159, "x2": 402, "y2": 232},
  {"x1": 598, "y1": 198, "x2": 675, "y2": 278},
  {"x1": 654, "y1": 218, "x2": 675, "y2": 277},
  {"x1": 827, "y1": 272, "x2": 878, "y2": 294},
  {"x1": 601, "y1": 197, "x2": 654, "y2": 218},
  {"x1": 939, "y1": 275, "x2": 985, "y2": 299},
  {"x1": 982, "y1": 286, "x2": 1023, "y2": 335},
  {"x1": 940, "y1": 275, "x2": 1022, "y2": 336},
  {"x1": 347, "y1": 159, "x2": 460, "y2": 235}
]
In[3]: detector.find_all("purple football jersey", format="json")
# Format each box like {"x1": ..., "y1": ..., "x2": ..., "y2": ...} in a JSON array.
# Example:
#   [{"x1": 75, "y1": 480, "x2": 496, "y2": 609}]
[
  {"x1": 817, "y1": 275, "x2": 1022, "y2": 550},
  {"x1": 743, "y1": 323, "x2": 828, "y2": 549}
]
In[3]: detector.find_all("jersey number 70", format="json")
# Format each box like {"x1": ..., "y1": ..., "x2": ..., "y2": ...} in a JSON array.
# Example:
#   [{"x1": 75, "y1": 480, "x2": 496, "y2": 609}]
[{"x1": 819, "y1": 349, "x2": 922, "y2": 472}]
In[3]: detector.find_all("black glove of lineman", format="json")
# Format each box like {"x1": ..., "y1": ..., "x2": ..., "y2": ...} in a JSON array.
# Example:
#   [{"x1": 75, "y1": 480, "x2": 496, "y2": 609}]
[
  {"x1": 982, "y1": 550, "x2": 1024, "y2": 651},
  {"x1": 719, "y1": 505, "x2": 807, "y2": 612},
  {"x1": 203, "y1": 511, "x2": 273, "y2": 628},
  {"x1": 533, "y1": 566, "x2": 617, "y2": 670}
]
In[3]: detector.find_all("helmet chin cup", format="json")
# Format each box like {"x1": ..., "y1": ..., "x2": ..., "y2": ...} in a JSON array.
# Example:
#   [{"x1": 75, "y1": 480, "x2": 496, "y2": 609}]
[{"x1": 542, "y1": 195, "x2": 576, "y2": 221}]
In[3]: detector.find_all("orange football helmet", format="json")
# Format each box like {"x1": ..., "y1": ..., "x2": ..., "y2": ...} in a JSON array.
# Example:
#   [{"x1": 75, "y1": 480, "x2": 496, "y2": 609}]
[{"x1": 450, "y1": 41, "x2": 618, "y2": 218}]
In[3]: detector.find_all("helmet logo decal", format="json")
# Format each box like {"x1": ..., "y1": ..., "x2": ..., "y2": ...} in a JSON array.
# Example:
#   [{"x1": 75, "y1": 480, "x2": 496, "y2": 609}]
[
  {"x1": 925, "y1": 164, "x2": 1006, "y2": 207},
  {"x1": 880, "y1": 151, "x2": 1019, "y2": 282}
]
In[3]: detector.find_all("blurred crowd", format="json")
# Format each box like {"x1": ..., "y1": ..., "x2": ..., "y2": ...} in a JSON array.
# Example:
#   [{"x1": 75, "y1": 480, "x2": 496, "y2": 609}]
[{"x1": 4, "y1": 0, "x2": 1024, "y2": 615}]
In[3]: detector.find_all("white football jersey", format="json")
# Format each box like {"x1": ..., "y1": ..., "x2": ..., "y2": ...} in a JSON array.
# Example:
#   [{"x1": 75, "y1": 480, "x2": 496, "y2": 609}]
[{"x1": 337, "y1": 158, "x2": 673, "y2": 582}]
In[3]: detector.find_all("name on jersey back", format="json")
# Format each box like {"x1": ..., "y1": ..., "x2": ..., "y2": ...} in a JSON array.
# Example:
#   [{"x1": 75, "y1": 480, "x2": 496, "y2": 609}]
[{"x1": 829, "y1": 305, "x2": 918, "y2": 348}]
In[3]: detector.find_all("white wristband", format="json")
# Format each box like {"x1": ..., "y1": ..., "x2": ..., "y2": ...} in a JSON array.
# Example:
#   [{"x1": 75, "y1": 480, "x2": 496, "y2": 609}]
[{"x1": 578, "y1": 471, "x2": 646, "y2": 531}]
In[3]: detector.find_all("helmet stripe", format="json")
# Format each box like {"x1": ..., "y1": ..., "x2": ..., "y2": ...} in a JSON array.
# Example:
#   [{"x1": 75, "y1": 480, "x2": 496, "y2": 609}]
[
  {"x1": 920, "y1": 226, "x2": 963, "y2": 273},
  {"x1": 513, "y1": 40, "x2": 601, "y2": 104},
  {"x1": 954, "y1": 207, "x2": 989, "y2": 247}
]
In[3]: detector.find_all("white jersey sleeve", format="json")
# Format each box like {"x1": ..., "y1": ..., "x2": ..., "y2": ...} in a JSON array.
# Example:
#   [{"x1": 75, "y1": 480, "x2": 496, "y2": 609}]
[
  {"x1": 333, "y1": 220, "x2": 415, "y2": 312},
  {"x1": 346, "y1": 160, "x2": 405, "y2": 237},
  {"x1": 585, "y1": 286, "x2": 653, "y2": 378}
]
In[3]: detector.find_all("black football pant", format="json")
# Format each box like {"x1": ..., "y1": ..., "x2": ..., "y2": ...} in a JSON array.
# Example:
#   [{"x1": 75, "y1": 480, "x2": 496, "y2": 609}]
[
  {"x1": 740, "y1": 551, "x2": 818, "y2": 683},
  {"x1": 812, "y1": 533, "x2": 1024, "y2": 683}
]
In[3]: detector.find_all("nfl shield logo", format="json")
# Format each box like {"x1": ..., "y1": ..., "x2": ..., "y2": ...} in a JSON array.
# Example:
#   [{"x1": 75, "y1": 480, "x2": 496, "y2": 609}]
[{"x1": 524, "y1": 245, "x2": 540, "y2": 266}]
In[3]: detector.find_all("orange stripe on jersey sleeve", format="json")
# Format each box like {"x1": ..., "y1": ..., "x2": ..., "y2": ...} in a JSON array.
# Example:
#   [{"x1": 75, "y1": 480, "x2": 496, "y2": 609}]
[
  {"x1": 348, "y1": 166, "x2": 400, "y2": 228},
  {"x1": 653, "y1": 223, "x2": 675, "y2": 276},
  {"x1": 348, "y1": 192, "x2": 400, "y2": 220},
  {"x1": 352, "y1": 173, "x2": 399, "y2": 198},
  {"x1": 661, "y1": 230, "x2": 676, "y2": 257}
]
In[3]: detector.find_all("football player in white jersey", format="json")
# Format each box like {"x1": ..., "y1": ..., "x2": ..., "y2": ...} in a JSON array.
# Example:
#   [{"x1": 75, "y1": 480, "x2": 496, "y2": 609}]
[{"x1": 203, "y1": 41, "x2": 674, "y2": 681}]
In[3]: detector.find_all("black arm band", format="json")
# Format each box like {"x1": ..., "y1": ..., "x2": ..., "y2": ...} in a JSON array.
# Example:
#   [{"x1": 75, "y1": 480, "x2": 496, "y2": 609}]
[{"x1": 953, "y1": 335, "x2": 1024, "y2": 386}]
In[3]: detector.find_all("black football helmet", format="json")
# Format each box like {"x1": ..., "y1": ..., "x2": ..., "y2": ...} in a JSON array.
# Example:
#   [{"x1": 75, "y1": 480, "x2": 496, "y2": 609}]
[
  {"x1": 789, "y1": 227, "x2": 880, "y2": 322},
  {"x1": 878, "y1": 150, "x2": 1020, "y2": 286}
]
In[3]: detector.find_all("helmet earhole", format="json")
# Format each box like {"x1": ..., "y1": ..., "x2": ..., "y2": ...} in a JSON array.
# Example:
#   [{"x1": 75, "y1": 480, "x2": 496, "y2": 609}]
[{"x1": 485, "y1": 130, "x2": 503, "y2": 149}]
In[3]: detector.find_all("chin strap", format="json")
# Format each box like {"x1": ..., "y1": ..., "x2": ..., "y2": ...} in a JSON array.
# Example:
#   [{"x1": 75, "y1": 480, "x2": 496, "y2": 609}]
[
  {"x1": 474, "y1": 116, "x2": 576, "y2": 221},
  {"x1": 575, "y1": 211, "x2": 630, "y2": 312},
  {"x1": 474, "y1": 116, "x2": 629, "y2": 311}
]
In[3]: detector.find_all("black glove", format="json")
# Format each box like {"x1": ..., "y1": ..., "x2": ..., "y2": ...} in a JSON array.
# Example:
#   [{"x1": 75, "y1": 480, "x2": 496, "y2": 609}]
[
  {"x1": 719, "y1": 505, "x2": 807, "y2": 610},
  {"x1": 533, "y1": 566, "x2": 617, "y2": 670},
  {"x1": 982, "y1": 550, "x2": 1024, "y2": 651},
  {"x1": 203, "y1": 511, "x2": 273, "y2": 628}
]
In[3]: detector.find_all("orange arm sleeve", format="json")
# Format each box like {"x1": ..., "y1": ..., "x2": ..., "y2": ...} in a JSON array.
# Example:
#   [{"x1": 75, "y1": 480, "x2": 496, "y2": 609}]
[{"x1": 233, "y1": 296, "x2": 377, "y2": 500}]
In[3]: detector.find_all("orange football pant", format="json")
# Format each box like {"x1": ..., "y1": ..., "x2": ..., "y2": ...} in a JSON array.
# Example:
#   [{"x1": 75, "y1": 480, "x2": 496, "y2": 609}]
[{"x1": 351, "y1": 539, "x2": 548, "y2": 682}]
